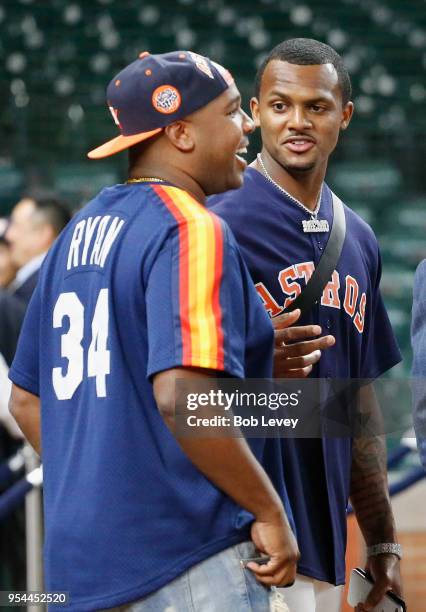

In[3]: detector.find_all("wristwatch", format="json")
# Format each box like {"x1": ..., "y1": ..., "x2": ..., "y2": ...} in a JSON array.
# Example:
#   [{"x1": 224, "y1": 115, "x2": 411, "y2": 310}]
[{"x1": 366, "y1": 543, "x2": 402, "y2": 560}]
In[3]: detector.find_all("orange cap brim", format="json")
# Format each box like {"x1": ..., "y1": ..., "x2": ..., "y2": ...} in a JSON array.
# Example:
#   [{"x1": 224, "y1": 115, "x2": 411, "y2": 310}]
[{"x1": 87, "y1": 127, "x2": 163, "y2": 159}]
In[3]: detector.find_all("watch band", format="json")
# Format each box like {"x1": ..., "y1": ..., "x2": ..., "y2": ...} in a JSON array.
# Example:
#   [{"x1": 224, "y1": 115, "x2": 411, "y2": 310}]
[{"x1": 366, "y1": 543, "x2": 402, "y2": 559}]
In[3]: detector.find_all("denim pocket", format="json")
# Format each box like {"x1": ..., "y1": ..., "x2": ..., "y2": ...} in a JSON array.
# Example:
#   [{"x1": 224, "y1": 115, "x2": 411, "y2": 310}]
[{"x1": 236, "y1": 540, "x2": 259, "y2": 563}]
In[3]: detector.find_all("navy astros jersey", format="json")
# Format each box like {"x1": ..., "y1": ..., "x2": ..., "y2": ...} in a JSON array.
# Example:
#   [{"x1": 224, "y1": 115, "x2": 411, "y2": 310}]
[
  {"x1": 209, "y1": 166, "x2": 401, "y2": 585},
  {"x1": 10, "y1": 181, "x2": 293, "y2": 611}
]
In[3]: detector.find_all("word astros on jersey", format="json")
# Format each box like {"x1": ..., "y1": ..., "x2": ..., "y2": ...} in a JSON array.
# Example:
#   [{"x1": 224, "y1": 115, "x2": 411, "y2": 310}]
[
  {"x1": 256, "y1": 260, "x2": 366, "y2": 334},
  {"x1": 67, "y1": 215, "x2": 125, "y2": 270}
]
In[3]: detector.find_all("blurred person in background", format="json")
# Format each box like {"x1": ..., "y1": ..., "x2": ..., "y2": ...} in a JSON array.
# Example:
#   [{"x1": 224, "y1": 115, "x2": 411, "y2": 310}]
[
  {"x1": 0, "y1": 195, "x2": 70, "y2": 364},
  {"x1": 6, "y1": 194, "x2": 71, "y2": 305},
  {"x1": 0, "y1": 223, "x2": 24, "y2": 369},
  {"x1": 411, "y1": 260, "x2": 426, "y2": 470},
  {"x1": 0, "y1": 352, "x2": 22, "y2": 439},
  {"x1": 0, "y1": 289, "x2": 26, "y2": 370},
  {"x1": 0, "y1": 315, "x2": 25, "y2": 593},
  {"x1": 0, "y1": 234, "x2": 18, "y2": 288},
  {"x1": 0, "y1": 287, "x2": 26, "y2": 593},
  {"x1": 0, "y1": 218, "x2": 23, "y2": 366},
  {"x1": 0, "y1": 195, "x2": 70, "y2": 591},
  {"x1": 0, "y1": 274, "x2": 25, "y2": 437}
]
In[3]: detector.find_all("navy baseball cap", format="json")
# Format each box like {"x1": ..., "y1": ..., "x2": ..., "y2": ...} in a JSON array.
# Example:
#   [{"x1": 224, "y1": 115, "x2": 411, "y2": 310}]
[{"x1": 88, "y1": 50, "x2": 234, "y2": 159}]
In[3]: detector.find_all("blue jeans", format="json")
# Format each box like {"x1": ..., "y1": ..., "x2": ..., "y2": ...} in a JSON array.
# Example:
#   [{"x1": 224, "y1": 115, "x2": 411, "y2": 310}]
[{"x1": 107, "y1": 541, "x2": 277, "y2": 611}]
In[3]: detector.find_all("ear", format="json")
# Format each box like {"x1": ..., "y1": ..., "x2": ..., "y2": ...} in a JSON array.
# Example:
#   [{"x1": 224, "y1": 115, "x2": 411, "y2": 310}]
[
  {"x1": 39, "y1": 223, "x2": 56, "y2": 249},
  {"x1": 164, "y1": 121, "x2": 195, "y2": 152},
  {"x1": 250, "y1": 97, "x2": 261, "y2": 128},
  {"x1": 340, "y1": 101, "x2": 354, "y2": 131}
]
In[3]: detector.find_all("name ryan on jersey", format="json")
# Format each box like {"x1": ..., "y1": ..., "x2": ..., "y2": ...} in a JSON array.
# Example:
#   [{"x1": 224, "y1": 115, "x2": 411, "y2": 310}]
[{"x1": 67, "y1": 215, "x2": 125, "y2": 270}]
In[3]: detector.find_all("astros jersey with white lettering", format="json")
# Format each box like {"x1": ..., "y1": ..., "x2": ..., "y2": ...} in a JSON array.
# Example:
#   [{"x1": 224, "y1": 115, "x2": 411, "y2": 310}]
[
  {"x1": 209, "y1": 166, "x2": 401, "y2": 585},
  {"x1": 10, "y1": 181, "x2": 290, "y2": 611}
]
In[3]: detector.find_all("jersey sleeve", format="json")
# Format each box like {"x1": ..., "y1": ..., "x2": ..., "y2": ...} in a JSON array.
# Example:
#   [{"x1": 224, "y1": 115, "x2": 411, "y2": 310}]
[
  {"x1": 8, "y1": 285, "x2": 41, "y2": 396},
  {"x1": 361, "y1": 246, "x2": 402, "y2": 379},
  {"x1": 145, "y1": 213, "x2": 247, "y2": 379}
]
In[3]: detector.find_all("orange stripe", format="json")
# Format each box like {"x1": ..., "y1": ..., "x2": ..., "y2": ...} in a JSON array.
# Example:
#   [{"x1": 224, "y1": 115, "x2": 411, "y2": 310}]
[
  {"x1": 152, "y1": 185, "x2": 192, "y2": 362},
  {"x1": 211, "y1": 213, "x2": 224, "y2": 369},
  {"x1": 162, "y1": 186, "x2": 220, "y2": 365},
  {"x1": 171, "y1": 189, "x2": 206, "y2": 360},
  {"x1": 152, "y1": 184, "x2": 225, "y2": 369},
  {"x1": 172, "y1": 188, "x2": 222, "y2": 367}
]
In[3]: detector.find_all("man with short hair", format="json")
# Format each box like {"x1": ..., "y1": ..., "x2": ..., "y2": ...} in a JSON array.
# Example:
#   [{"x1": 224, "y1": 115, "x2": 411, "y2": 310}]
[
  {"x1": 9, "y1": 51, "x2": 298, "y2": 611},
  {"x1": 210, "y1": 38, "x2": 403, "y2": 611},
  {"x1": 6, "y1": 195, "x2": 71, "y2": 304}
]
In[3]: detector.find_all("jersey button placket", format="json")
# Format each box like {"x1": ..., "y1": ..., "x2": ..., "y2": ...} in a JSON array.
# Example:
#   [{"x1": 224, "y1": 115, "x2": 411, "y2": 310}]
[{"x1": 309, "y1": 231, "x2": 322, "y2": 266}]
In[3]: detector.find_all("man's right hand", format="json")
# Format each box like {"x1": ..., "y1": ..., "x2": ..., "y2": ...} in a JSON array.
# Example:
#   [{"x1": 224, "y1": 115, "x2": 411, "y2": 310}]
[
  {"x1": 247, "y1": 509, "x2": 300, "y2": 587},
  {"x1": 273, "y1": 309, "x2": 335, "y2": 378}
]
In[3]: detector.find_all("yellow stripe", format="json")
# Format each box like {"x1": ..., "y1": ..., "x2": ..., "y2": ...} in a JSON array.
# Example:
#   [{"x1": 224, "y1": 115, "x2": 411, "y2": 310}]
[
  {"x1": 205, "y1": 215, "x2": 218, "y2": 365},
  {"x1": 171, "y1": 188, "x2": 215, "y2": 363},
  {"x1": 163, "y1": 186, "x2": 219, "y2": 366}
]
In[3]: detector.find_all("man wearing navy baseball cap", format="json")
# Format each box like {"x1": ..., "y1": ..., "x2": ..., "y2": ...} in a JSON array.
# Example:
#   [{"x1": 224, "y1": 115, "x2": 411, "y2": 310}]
[{"x1": 9, "y1": 51, "x2": 298, "y2": 611}]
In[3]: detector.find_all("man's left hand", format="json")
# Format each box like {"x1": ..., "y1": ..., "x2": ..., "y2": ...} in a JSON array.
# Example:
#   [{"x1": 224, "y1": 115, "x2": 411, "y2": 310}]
[{"x1": 355, "y1": 554, "x2": 403, "y2": 612}]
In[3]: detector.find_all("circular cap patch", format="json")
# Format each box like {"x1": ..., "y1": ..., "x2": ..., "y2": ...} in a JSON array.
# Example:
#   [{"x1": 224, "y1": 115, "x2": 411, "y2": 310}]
[{"x1": 152, "y1": 85, "x2": 181, "y2": 114}]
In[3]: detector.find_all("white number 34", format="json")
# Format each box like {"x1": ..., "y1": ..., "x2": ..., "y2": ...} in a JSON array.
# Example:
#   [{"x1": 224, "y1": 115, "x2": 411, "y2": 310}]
[{"x1": 52, "y1": 289, "x2": 110, "y2": 400}]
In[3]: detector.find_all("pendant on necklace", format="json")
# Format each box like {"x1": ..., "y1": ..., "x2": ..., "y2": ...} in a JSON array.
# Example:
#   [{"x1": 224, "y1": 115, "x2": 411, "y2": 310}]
[{"x1": 302, "y1": 217, "x2": 330, "y2": 233}]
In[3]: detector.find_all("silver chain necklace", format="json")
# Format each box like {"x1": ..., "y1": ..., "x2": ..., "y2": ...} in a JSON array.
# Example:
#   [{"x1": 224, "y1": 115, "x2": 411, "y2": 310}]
[{"x1": 256, "y1": 153, "x2": 329, "y2": 233}]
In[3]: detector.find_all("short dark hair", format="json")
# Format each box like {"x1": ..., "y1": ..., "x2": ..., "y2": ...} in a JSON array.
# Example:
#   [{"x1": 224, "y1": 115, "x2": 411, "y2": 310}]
[
  {"x1": 24, "y1": 193, "x2": 72, "y2": 236},
  {"x1": 255, "y1": 38, "x2": 352, "y2": 105}
]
